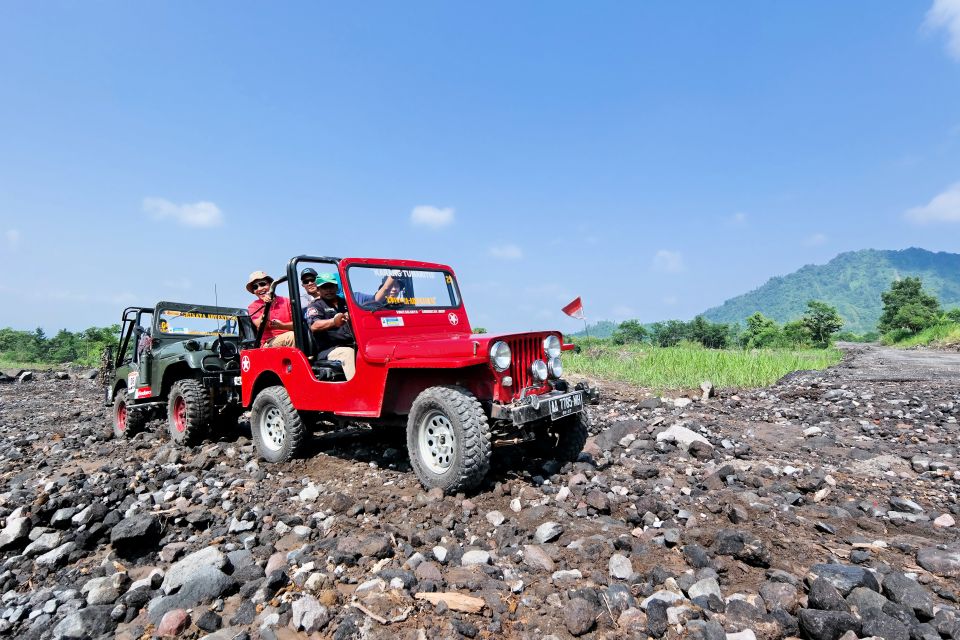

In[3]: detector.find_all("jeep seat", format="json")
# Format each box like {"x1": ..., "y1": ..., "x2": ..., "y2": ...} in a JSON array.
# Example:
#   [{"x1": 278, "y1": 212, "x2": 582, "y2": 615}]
[{"x1": 311, "y1": 359, "x2": 345, "y2": 382}]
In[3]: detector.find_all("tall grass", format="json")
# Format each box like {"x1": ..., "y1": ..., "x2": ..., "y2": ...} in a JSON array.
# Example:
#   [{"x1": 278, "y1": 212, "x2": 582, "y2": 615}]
[
  {"x1": 884, "y1": 322, "x2": 960, "y2": 348},
  {"x1": 565, "y1": 342, "x2": 842, "y2": 390}
]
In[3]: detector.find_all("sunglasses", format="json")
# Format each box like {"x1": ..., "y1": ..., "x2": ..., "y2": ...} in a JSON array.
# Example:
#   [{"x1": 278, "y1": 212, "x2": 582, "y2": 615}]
[
  {"x1": 253, "y1": 280, "x2": 271, "y2": 289},
  {"x1": 301, "y1": 277, "x2": 316, "y2": 284}
]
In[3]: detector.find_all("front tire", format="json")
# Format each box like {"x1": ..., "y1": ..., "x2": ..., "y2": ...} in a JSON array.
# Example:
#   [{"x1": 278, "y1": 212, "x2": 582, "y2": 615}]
[
  {"x1": 167, "y1": 379, "x2": 212, "y2": 446},
  {"x1": 113, "y1": 389, "x2": 145, "y2": 439},
  {"x1": 407, "y1": 386, "x2": 492, "y2": 494},
  {"x1": 250, "y1": 386, "x2": 306, "y2": 463}
]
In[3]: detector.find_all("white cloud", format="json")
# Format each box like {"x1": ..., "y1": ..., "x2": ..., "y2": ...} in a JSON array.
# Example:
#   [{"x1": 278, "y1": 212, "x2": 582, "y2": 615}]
[
  {"x1": 905, "y1": 182, "x2": 960, "y2": 223},
  {"x1": 804, "y1": 232, "x2": 828, "y2": 246},
  {"x1": 143, "y1": 197, "x2": 224, "y2": 228},
  {"x1": 4, "y1": 229, "x2": 20, "y2": 249},
  {"x1": 652, "y1": 249, "x2": 684, "y2": 273},
  {"x1": 489, "y1": 244, "x2": 523, "y2": 260},
  {"x1": 925, "y1": 0, "x2": 960, "y2": 61},
  {"x1": 410, "y1": 205, "x2": 454, "y2": 229}
]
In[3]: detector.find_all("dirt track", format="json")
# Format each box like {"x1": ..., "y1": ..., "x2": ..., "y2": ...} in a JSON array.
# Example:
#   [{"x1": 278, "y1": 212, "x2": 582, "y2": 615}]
[{"x1": 0, "y1": 343, "x2": 958, "y2": 639}]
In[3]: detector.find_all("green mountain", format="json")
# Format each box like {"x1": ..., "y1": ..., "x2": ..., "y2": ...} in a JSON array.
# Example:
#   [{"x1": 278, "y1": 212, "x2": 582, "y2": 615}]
[
  {"x1": 570, "y1": 320, "x2": 617, "y2": 338},
  {"x1": 702, "y1": 248, "x2": 960, "y2": 334}
]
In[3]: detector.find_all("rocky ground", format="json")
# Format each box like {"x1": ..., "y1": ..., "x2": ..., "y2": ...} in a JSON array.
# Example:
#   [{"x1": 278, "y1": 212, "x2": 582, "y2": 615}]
[{"x1": 0, "y1": 343, "x2": 959, "y2": 640}]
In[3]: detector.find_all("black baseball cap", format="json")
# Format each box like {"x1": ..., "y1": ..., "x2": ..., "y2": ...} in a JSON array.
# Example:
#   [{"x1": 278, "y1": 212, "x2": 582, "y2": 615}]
[{"x1": 301, "y1": 267, "x2": 318, "y2": 282}]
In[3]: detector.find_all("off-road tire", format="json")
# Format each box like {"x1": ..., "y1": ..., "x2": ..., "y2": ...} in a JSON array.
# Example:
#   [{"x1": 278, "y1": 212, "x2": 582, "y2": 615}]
[
  {"x1": 531, "y1": 410, "x2": 589, "y2": 462},
  {"x1": 167, "y1": 379, "x2": 213, "y2": 446},
  {"x1": 407, "y1": 385, "x2": 492, "y2": 494},
  {"x1": 250, "y1": 386, "x2": 307, "y2": 463},
  {"x1": 113, "y1": 389, "x2": 145, "y2": 439}
]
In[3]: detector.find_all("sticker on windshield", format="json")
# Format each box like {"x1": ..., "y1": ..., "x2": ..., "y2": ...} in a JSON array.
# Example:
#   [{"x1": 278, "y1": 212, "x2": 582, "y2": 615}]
[{"x1": 381, "y1": 317, "x2": 405, "y2": 328}]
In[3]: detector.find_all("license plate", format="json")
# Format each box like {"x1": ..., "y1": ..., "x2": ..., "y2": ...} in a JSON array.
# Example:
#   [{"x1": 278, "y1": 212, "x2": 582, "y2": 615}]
[{"x1": 549, "y1": 391, "x2": 584, "y2": 420}]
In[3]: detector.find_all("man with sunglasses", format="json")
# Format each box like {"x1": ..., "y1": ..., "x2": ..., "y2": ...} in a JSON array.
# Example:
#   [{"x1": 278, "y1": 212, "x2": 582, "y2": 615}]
[{"x1": 245, "y1": 271, "x2": 296, "y2": 348}]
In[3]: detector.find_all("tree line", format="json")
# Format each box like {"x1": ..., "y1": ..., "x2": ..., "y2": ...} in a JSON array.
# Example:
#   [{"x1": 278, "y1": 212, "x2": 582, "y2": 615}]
[
  {"x1": 604, "y1": 276, "x2": 959, "y2": 350},
  {"x1": 0, "y1": 326, "x2": 120, "y2": 367}
]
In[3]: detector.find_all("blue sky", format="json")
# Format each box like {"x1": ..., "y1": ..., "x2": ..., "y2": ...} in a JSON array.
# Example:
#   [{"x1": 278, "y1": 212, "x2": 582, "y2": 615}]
[{"x1": 1, "y1": 2, "x2": 959, "y2": 336}]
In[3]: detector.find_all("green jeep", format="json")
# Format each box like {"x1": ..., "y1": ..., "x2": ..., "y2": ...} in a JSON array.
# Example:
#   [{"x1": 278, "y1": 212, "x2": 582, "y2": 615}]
[{"x1": 104, "y1": 302, "x2": 255, "y2": 444}]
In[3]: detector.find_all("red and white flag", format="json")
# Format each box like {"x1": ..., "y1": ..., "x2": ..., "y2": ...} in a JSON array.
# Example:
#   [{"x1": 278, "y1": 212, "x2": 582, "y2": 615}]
[{"x1": 561, "y1": 296, "x2": 584, "y2": 320}]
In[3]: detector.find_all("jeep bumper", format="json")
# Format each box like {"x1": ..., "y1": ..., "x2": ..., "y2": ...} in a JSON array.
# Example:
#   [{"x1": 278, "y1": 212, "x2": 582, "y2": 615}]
[{"x1": 490, "y1": 382, "x2": 599, "y2": 426}]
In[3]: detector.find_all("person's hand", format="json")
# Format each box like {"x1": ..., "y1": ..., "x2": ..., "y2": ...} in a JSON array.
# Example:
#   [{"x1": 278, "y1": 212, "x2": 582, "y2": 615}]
[
  {"x1": 259, "y1": 292, "x2": 273, "y2": 303},
  {"x1": 269, "y1": 318, "x2": 282, "y2": 329}
]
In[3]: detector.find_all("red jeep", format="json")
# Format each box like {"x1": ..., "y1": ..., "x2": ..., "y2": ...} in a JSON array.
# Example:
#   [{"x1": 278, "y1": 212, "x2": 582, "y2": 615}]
[{"x1": 242, "y1": 256, "x2": 597, "y2": 493}]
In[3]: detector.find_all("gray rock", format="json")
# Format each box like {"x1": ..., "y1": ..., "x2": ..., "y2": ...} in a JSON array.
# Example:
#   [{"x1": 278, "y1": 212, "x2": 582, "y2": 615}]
[
  {"x1": 656, "y1": 424, "x2": 710, "y2": 450},
  {"x1": 760, "y1": 580, "x2": 799, "y2": 612},
  {"x1": 860, "y1": 609, "x2": 910, "y2": 640},
  {"x1": 36, "y1": 542, "x2": 76, "y2": 569},
  {"x1": 24, "y1": 531, "x2": 62, "y2": 556},
  {"x1": 290, "y1": 596, "x2": 329, "y2": 633},
  {"x1": 808, "y1": 577, "x2": 850, "y2": 612},
  {"x1": 485, "y1": 510, "x2": 505, "y2": 526},
  {"x1": 110, "y1": 514, "x2": 161, "y2": 556},
  {"x1": 0, "y1": 517, "x2": 30, "y2": 550},
  {"x1": 845, "y1": 586, "x2": 889, "y2": 613},
  {"x1": 916, "y1": 547, "x2": 960, "y2": 578},
  {"x1": 51, "y1": 605, "x2": 117, "y2": 640},
  {"x1": 687, "y1": 577, "x2": 721, "y2": 601},
  {"x1": 595, "y1": 420, "x2": 646, "y2": 451},
  {"x1": 461, "y1": 550, "x2": 491, "y2": 566},
  {"x1": 534, "y1": 521, "x2": 563, "y2": 544},
  {"x1": 889, "y1": 496, "x2": 925, "y2": 514},
  {"x1": 807, "y1": 564, "x2": 880, "y2": 596},
  {"x1": 564, "y1": 597, "x2": 598, "y2": 636},
  {"x1": 83, "y1": 577, "x2": 121, "y2": 606},
  {"x1": 882, "y1": 571, "x2": 934, "y2": 619},
  {"x1": 713, "y1": 529, "x2": 770, "y2": 566},
  {"x1": 797, "y1": 610, "x2": 861, "y2": 640},
  {"x1": 162, "y1": 546, "x2": 229, "y2": 594},
  {"x1": 608, "y1": 553, "x2": 633, "y2": 580},
  {"x1": 148, "y1": 567, "x2": 237, "y2": 624},
  {"x1": 641, "y1": 590, "x2": 685, "y2": 609},
  {"x1": 522, "y1": 545, "x2": 555, "y2": 572}
]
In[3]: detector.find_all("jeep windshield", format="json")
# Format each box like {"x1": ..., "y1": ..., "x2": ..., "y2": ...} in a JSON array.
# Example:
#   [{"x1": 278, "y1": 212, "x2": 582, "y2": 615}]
[
  {"x1": 158, "y1": 308, "x2": 242, "y2": 337},
  {"x1": 346, "y1": 265, "x2": 461, "y2": 310}
]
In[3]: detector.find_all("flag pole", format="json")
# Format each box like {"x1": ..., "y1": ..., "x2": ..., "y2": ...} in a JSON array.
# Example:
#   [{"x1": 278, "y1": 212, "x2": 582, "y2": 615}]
[{"x1": 583, "y1": 318, "x2": 589, "y2": 339}]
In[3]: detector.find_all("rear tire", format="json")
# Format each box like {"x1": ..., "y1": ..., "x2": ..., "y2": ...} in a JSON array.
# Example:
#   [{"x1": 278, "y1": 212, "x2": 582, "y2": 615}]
[
  {"x1": 532, "y1": 410, "x2": 589, "y2": 462},
  {"x1": 113, "y1": 389, "x2": 145, "y2": 439},
  {"x1": 167, "y1": 379, "x2": 212, "y2": 446},
  {"x1": 407, "y1": 386, "x2": 491, "y2": 494},
  {"x1": 250, "y1": 386, "x2": 306, "y2": 463}
]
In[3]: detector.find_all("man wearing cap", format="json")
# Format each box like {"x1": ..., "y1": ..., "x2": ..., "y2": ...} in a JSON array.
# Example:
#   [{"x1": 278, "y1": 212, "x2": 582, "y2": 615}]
[
  {"x1": 246, "y1": 271, "x2": 296, "y2": 348},
  {"x1": 304, "y1": 273, "x2": 357, "y2": 380},
  {"x1": 299, "y1": 267, "x2": 322, "y2": 309}
]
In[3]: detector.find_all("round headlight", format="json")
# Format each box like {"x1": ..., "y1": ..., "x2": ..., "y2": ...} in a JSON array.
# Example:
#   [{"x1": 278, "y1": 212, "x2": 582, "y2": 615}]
[
  {"x1": 548, "y1": 356, "x2": 563, "y2": 379},
  {"x1": 530, "y1": 359, "x2": 548, "y2": 382},
  {"x1": 543, "y1": 335, "x2": 561, "y2": 358},
  {"x1": 490, "y1": 341, "x2": 511, "y2": 372}
]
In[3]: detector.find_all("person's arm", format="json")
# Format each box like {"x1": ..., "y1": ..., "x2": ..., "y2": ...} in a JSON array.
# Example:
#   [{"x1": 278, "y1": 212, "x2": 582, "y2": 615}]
[
  {"x1": 373, "y1": 276, "x2": 396, "y2": 302},
  {"x1": 309, "y1": 313, "x2": 349, "y2": 333}
]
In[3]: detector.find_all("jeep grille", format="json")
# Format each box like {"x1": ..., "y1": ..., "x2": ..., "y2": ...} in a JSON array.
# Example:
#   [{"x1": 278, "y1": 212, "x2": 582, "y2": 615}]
[{"x1": 506, "y1": 335, "x2": 548, "y2": 396}]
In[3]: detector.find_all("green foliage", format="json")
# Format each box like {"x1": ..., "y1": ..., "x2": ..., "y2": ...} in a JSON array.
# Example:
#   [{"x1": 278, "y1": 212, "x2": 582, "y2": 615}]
[
  {"x1": 741, "y1": 312, "x2": 782, "y2": 348},
  {"x1": 649, "y1": 320, "x2": 689, "y2": 347},
  {"x1": 564, "y1": 342, "x2": 842, "y2": 390},
  {"x1": 834, "y1": 330, "x2": 879, "y2": 343},
  {"x1": 472, "y1": 326, "x2": 488, "y2": 334},
  {"x1": 611, "y1": 320, "x2": 648, "y2": 345},
  {"x1": 878, "y1": 277, "x2": 941, "y2": 336},
  {"x1": 883, "y1": 321, "x2": 960, "y2": 348},
  {"x1": 801, "y1": 300, "x2": 844, "y2": 347},
  {"x1": 702, "y1": 248, "x2": 960, "y2": 334},
  {"x1": 570, "y1": 320, "x2": 617, "y2": 339},
  {"x1": 943, "y1": 308, "x2": 960, "y2": 323},
  {"x1": 0, "y1": 325, "x2": 120, "y2": 367},
  {"x1": 686, "y1": 315, "x2": 731, "y2": 349}
]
